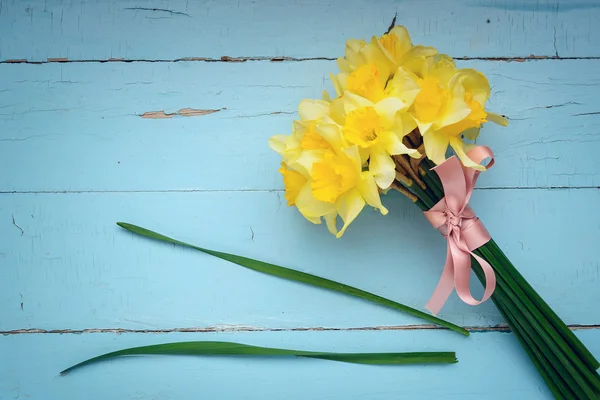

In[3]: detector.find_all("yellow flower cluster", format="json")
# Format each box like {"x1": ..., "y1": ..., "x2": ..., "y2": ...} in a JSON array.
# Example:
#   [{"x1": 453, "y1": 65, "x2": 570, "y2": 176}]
[{"x1": 270, "y1": 26, "x2": 507, "y2": 237}]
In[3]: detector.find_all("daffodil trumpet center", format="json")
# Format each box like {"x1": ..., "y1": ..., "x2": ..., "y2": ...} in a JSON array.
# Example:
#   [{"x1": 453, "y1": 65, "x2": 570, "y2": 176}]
[
  {"x1": 311, "y1": 152, "x2": 358, "y2": 204},
  {"x1": 346, "y1": 64, "x2": 386, "y2": 103},
  {"x1": 411, "y1": 76, "x2": 446, "y2": 123},
  {"x1": 279, "y1": 163, "x2": 307, "y2": 206},
  {"x1": 300, "y1": 121, "x2": 333, "y2": 151},
  {"x1": 439, "y1": 92, "x2": 488, "y2": 137},
  {"x1": 342, "y1": 106, "x2": 383, "y2": 148},
  {"x1": 378, "y1": 32, "x2": 398, "y2": 59}
]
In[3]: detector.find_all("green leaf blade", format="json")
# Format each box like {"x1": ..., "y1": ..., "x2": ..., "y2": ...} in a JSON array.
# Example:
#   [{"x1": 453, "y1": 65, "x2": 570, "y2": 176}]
[
  {"x1": 61, "y1": 341, "x2": 457, "y2": 374},
  {"x1": 116, "y1": 222, "x2": 468, "y2": 336}
]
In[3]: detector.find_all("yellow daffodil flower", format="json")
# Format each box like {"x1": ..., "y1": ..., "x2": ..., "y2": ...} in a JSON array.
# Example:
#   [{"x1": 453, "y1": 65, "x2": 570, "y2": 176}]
[
  {"x1": 388, "y1": 55, "x2": 508, "y2": 170},
  {"x1": 333, "y1": 26, "x2": 438, "y2": 96},
  {"x1": 269, "y1": 99, "x2": 337, "y2": 165},
  {"x1": 278, "y1": 159, "x2": 333, "y2": 225},
  {"x1": 375, "y1": 26, "x2": 438, "y2": 78},
  {"x1": 278, "y1": 146, "x2": 387, "y2": 238},
  {"x1": 340, "y1": 92, "x2": 420, "y2": 189}
]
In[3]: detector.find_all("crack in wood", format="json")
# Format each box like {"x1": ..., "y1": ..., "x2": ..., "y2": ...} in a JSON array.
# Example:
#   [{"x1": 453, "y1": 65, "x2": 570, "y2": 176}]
[
  {"x1": 0, "y1": 186, "x2": 597, "y2": 195},
  {"x1": 2, "y1": 56, "x2": 600, "y2": 64},
  {"x1": 123, "y1": 7, "x2": 191, "y2": 18},
  {"x1": 2, "y1": 324, "x2": 599, "y2": 335},
  {"x1": 140, "y1": 108, "x2": 224, "y2": 119},
  {"x1": 11, "y1": 215, "x2": 24, "y2": 236},
  {"x1": 573, "y1": 111, "x2": 600, "y2": 117}
]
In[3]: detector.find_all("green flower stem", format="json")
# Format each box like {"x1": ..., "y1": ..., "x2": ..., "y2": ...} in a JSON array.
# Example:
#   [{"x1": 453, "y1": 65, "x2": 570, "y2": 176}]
[
  {"x1": 475, "y1": 249, "x2": 598, "y2": 398},
  {"x1": 420, "y1": 168, "x2": 444, "y2": 202},
  {"x1": 402, "y1": 181, "x2": 436, "y2": 209},
  {"x1": 476, "y1": 245, "x2": 600, "y2": 392},
  {"x1": 116, "y1": 223, "x2": 469, "y2": 336},
  {"x1": 414, "y1": 198, "x2": 429, "y2": 211},
  {"x1": 415, "y1": 167, "x2": 600, "y2": 399},
  {"x1": 421, "y1": 158, "x2": 444, "y2": 196},
  {"x1": 471, "y1": 262, "x2": 579, "y2": 399},
  {"x1": 502, "y1": 301, "x2": 576, "y2": 399},
  {"x1": 491, "y1": 290, "x2": 567, "y2": 399},
  {"x1": 485, "y1": 239, "x2": 600, "y2": 371}
]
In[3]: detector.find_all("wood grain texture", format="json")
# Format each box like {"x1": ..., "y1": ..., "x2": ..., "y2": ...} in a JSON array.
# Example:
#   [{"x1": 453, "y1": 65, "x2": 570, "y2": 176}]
[
  {"x1": 1, "y1": 189, "x2": 598, "y2": 331},
  {"x1": 2, "y1": 329, "x2": 600, "y2": 399},
  {"x1": 1, "y1": 60, "x2": 600, "y2": 192},
  {"x1": 1, "y1": 0, "x2": 600, "y2": 61}
]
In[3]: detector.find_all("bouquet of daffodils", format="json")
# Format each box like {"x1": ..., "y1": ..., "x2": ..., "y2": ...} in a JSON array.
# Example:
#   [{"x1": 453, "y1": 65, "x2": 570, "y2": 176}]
[{"x1": 269, "y1": 25, "x2": 600, "y2": 399}]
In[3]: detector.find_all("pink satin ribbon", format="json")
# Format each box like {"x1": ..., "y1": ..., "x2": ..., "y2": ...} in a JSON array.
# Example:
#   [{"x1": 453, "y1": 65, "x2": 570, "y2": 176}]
[{"x1": 423, "y1": 146, "x2": 497, "y2": 315}]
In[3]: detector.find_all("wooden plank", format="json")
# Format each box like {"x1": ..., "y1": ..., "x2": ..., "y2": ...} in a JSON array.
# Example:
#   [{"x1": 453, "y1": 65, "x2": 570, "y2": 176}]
[
  {"x1": 1, "y1": 189, "x2": 598, "y2": 331},
  {"x1": 1, "y1": 60, "x2": 599, "y2": 192},
  {"x1": 1, "y1": 0, "x2": 599, "y2": 61},
  {"x1": 1, "y1": 329, "x2": 599, "y2": 399}
]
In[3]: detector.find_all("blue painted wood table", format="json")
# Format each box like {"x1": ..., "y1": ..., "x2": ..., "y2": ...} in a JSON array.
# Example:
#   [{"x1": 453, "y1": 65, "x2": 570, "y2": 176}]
[{"x1": 1, "y1": 1, "x2": 599, "y2": 398}]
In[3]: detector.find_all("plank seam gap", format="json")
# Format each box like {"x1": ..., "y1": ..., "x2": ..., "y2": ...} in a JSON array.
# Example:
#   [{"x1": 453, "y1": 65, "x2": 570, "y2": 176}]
[
  {"x1": 0, "y1": 187, "x2": 598, "y2": 195},
  {"x1": 2, "y1": 324, "x2": 599, "y2": 335},
  {"x1": 2, "y1": 56, "x2": 600, "y2": 64}
]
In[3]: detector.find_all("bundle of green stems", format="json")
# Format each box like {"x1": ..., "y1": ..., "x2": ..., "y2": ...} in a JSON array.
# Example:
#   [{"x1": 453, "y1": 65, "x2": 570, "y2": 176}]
[{"x1": 391, "y1": 130, "x2": 600, "y2": 400}]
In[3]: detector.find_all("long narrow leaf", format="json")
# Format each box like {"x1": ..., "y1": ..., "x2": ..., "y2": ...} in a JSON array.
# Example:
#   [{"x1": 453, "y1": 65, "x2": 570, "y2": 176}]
[
  {"x1": 61, "y1": 341, "x2": 457, "y2": 374},
  {"x1": 116, "y1": 222, "x2": 468, "y2": 336}
]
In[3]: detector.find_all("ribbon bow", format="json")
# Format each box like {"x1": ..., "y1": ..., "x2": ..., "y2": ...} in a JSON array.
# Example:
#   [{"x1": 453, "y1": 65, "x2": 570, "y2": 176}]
[{"x1": 423, "y1": 146, "x2": 497, "y2": 315}]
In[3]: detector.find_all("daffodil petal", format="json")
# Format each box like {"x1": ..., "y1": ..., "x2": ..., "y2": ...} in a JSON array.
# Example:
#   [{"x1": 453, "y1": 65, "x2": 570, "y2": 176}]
[
  {"x1": 315, "y1": 124, "x2": 346, "y2": 150},
  {"x1": 400, "y1": 45, "x2": 438, "y2": 62},
  {"x1": 400, "y1": 46, "x2": 438, "y2": 77},
  {"x1": 357, "y1": 171, "x2": 388, "y2": 215},
  {"x1": 369, "y1": 147, "x2": 396, "y2": 189},
  {"x1": 449, "y1": 138, "x2": 486, "y2": 171},
  {"x1": 345, "y1": 39, "x2": 368, "y2": 66},
  {"x1": 361, "y1": 39, "x2": 394, "y2": 79},
  {"x1": 330, "y1": 72, "x2": 342, "y2": 97},
  {"x1": 303, "y1": 214, "x2": 322, "y2": 224},
  {"x1": 374, "y1": 97, "x2": 405, "y2": 127},
  {"x1": 437, "y1": 97, "x2": 471, "y2": 128},
  {"x1": 462, "y1": 127, "x2": 480, "y2": 140},
  {"x1": 324, "y1": 212, "x2": 339, "y2": 236},
  {"x1": 388, "y1": 67, "x2": 421, "y2": 107},
  {"x1": 335, "y1": 188, "x2": 366, "y2": 238},
  {"x1": 389, "y1": 26, "x2": 413, "y2": 55},
  {"x1": 329, "y1": 97, "x2": 346, "y2": 125},
  {"x1": 455, "y1": 68, "x2": 490, "y2": 105},
  {"x1": 322, "y1": 90, "x2": 332, "y2": 102},
  {"x1": 380, "y1": 130, "x2": 419, "y2": 157},
  {"x1": 295, "y1": 183, "x2": 336, "y2": 218},
  {"x1": 423, "y1": 130, "x2": 450, "y2": 165},
  {"x1": 268, "y1": 135, "x2": 288, "y2": 155},
  {"x1": 336, "y1": 57, "x2": 350, "y2": 73},
  {"x1": 428, "y1": 54, "x2": 457, "y2": 87},
  {"x1": 487, "y1": 111, "x2": 509, "y2": 126},
  {"x1": 293, "y1": 150, "x2": 322, "y2": 177},
  {"x1": 415, "y1": 119, "x2": 434, "y2": 136},
  {"x1": 342, "y1": 145, "x2": 363, "y2": 175},
  {"x1": 299, "y1": 99, "x2": 330, "y2": 121},
  {"x1": 342, "y1": 91, "x2": 374, "y2": 114},
  {"x1": 397, "y1": 111, "x2": 417, "y2": 136},
  {"x1": 358, "y1": 147, "x2": 370, "y2": 164}
]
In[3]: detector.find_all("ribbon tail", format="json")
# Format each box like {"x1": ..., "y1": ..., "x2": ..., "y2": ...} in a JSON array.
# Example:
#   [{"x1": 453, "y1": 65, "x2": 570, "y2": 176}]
[
  {"x1": 471, "y1": 252, "x2": 497, "y2": 304},
  {"x1": 453, "y1": 239, "x2": 497, "y2": 306},
  {"x1": 425, "y1": 244, "x2": 456, "y2": 315}
]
